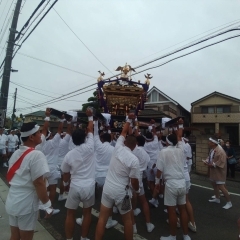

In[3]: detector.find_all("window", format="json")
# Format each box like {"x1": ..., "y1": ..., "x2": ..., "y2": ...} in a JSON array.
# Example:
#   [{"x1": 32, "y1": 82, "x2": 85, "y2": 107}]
[
  {"x1": 216, "y1": 106, "x2": 230, "y2": 113},
  {"x1": 151, "y1": 91, "x2": 158, "y2": 102},
  {"x1": 205, "y1": 128, "x2": 215, "y2": 134},
  {"x1": 202, "y1": 106, "x2": 215, "y2": 113}
]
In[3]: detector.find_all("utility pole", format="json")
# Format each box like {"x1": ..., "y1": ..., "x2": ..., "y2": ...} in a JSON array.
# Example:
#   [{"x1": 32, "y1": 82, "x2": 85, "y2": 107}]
[
  {"x1": 0, "y1": 0, "x2": 22, "y2": 117},
  {"x1": 11, "y1": 88, "x2": 17, "y2": 129}
]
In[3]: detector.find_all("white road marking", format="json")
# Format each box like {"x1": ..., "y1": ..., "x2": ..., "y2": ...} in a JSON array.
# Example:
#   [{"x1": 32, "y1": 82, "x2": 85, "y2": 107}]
[
  {"x1": 191, "y1": 183, "x2": 240, "y2": 196},
  {"x1": 56, "y1": 188, "x2": 147, "y2": 240}
]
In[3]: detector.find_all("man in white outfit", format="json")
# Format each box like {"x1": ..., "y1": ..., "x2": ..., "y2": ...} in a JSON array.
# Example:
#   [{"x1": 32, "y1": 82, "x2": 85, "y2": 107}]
[
  {"x1": 0, "y1": 127, "x2": 8, "y2": 167},
  {"x1": 5, "y1": 122, "x2": 52, "y2": 240},
  {"x1": 61, "y1": 109, "x2": 95, "y2": 240},
  {"x1": 95, "y1": 113, "x2": 140, "y2": 240},
  {"x1": 182, "y1": 137, "x2": 192, "y2": 173},
  {"x1": 155, "y1": 119, "x2": 191, "y2": 240},
  {"x1": 7, "y1": 130, "x2": 18, "y2": 159}
]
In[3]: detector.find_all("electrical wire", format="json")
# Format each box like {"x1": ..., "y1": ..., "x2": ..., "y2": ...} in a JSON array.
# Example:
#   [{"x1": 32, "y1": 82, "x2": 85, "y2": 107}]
[
  {"x1": 131, "y1": 18, "x2": 240, "y2": 65},
  {"x1": 52, "y1": 7, "x2": 114, "y2": 75},
  {"x1": 12, "y1": 0, "x2": 59, "y2": 59},
  {"x1": 131, "y1": 34, "x2": 240, "y2": 76},
  {"x1": 14, "y1": 0, "x2": 48, "y2": 42},
  {"x1": 0, "y1": 0, "x2": 10, "y2": 22},
  {"x1": 16, "y1": 52, "x2": 96, "y2": 78},
  {"x1": 133, "y1": 27, "x2": 240, "y2": 71},
  {"x1": 16, "y1": 87, "x2": 96, "y2": 111},
  {"x1": 14, "y1": 0, "x2": 51, "y2": 44},
  {"x1": 11, "y1": 81, "x2": 63, "y2": 95},
  {"x1": 0, "y1": 0, "x2": 15, "y2": 40},
  {"x1": 10, "y1": 81, "x2": 57, "y2": 98}
]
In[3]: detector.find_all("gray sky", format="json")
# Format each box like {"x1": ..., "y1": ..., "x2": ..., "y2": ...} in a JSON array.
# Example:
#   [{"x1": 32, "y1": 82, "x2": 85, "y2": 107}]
[{"x1": 1, "y1": 0, "x2": 240, "y2": 117}]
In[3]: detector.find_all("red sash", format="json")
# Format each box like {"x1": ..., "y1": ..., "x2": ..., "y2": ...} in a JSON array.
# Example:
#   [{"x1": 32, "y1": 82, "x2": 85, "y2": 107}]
[{"x1": 7, "y1": 148, "x2": 34, "y2": 183}]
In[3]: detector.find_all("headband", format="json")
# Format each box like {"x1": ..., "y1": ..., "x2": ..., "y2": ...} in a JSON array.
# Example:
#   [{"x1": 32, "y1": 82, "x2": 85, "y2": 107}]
[
  {"x1": 46, "y1": 131, "x2": 52, "y2": 140},
  {"x1": 209, "y1": 137, "x2": 218, "y2": 145},
  {"x1": 21, "y1": 125, "x2": 40, "y2": 137},
  {"x1": 166, "y1": 136, "x2": 173, "y2": 146}
]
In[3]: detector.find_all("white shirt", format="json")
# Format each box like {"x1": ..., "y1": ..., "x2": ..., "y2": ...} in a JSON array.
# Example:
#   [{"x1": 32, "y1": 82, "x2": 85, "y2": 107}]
[
  {"x1": 8, "y1": 134, "x2": 18, "y2": 148},
  {"x1": 68, "y1": 137, "x2": 76, "y2": 150},
  {"x1": 0, "y1": 133, "x2": 8, "y2": 149},
  {"x1": 144, "y1": 135, "x2": 159, "y2": 168},
  {"x1": 184, "y1": 142, "x2": 192, "y2": 166},
  {"x1": 94, "y1": 121, "x2": 114, "y2": 178},
  {"x1": 158, "y1": 141, "x2": 166, "y2": 151},
  {"x1": 5, "y1": 146, "x2": 49, "y2": 215},
  {"x1": 156, "y1": 141, "x2": 186, "y2": 188},
  {"x1": 132, "y1": 146, "x2": 150, "y2": 187},
  {"x1": 103, "y1": 136, "x2": 140, "y2": 198},
  {"x1": 58, "y1": 134, "x2": 71, "y2": 165},
  {"x1": 42, "y1": 133, "x2": 61, "y2": 171},
  {"x1": 61, "y1": 133, "x2": 95, "y2": 187},
  {"x1": 35, "y1": 134, "x2": 46, "y2": 152}
]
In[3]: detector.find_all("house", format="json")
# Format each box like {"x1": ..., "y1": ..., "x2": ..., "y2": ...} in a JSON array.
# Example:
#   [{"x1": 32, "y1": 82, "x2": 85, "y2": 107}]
[
  {"x1": 191, "y1": 91, "x2": 240, "y2": 145},
  {"x1": 145, "y1": 86, "x2": 191, "y2": 126},
  {"x1": 24, "y1": 111, "x2": 60, "y2": 133}
]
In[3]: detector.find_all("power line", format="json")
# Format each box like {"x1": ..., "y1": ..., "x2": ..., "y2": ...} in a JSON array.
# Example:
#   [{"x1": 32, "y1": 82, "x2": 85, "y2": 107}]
[
  {"x1": 16, "y1": 87, "x2": 96, "y2": 111},
  {"x1": 11, "y1": 81, "x2": 63, "y2": 95},
  {"x1": 16, "y1": 51, "x2": 96, "y2": 78},
  {"x1": 132, "y1": 34, "x2": 240, "y2": 76},
  {"x1": 14, "y1": 0, "x2": 51, "y2": 44},
  {"x1": 133, "y1": 27, "x2": 240, "y2": 71},
  {"x1": 0, "y1": 0, "x2": 15, "y2": 40},
  {"x1": 12, "y1": 0, "x2": 59, "y2": 59},
  {"x1": 10, "y1": 81, "x2": 57, "y2": 98},
  {"x1": 0, "y1": 0, "x2": 10, "y2": 22},
  {"x1": 14, "y1": 0, "x2": 48, "y2": 42},
  {"x1": 52, "y1": 7, "x2": 114, "y2": 75},
  {"x1": 131, "y1": 18, "x2": 240, "y2": 65}
]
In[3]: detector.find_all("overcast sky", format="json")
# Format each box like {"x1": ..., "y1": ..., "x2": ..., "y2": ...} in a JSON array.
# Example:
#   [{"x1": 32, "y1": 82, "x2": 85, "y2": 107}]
[{"x1": 1, "y1": 0, "x2": 240, "y2": 117}]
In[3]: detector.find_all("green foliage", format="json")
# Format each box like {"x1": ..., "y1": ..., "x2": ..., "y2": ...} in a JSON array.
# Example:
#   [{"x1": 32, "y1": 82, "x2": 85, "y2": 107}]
[{"x1": 82, "y1": 91, "x2": 101, "y2": 113}]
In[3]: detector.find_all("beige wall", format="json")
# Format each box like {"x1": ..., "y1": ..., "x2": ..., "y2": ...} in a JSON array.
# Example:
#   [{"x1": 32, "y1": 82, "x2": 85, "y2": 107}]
[
  {"x1": 193, "y1": 95, "x2": 240, "y2": 107},
  {"x1": 192, "y1": 112, "x2": 240, "y2": 123}
]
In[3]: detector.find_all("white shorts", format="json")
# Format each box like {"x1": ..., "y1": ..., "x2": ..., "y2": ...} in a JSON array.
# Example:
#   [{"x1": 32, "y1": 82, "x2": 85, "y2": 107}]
[
  {"x1": 8, "y1": 148, "x2": 16, "y2": 153},
  {"x1": 65, "y1": 185, "x2": 95, "y2": 209},
  {"x1": 96, "y1": 177, "x2": 106, "y2": 188},
  {"x1": 48, "y1": 170, "x2": 61, "y2": 185},
  {"x1": 186, "y1": 181, "x2": 191, "y2": 194},
  {"x1": 210, "y1": 179, "x2": 225, "y2": 185},
  {"x1": 132, "y1": 186, "x2": 145, "y2": 196},
  {"x1": 146, "y1": 167, "x2": 157, "y2": 182},
  {"x1": 9, "y1": 211, "x2": 38, "y2": 231},
  {"x1": 164, "y1": 185, "x2": 186, "y2": 206},
  {"x1": 101, "y1": 192, "x2": 132, "y2": 215},
  {"x1": 0, "y1": 148, "x2": 6, "y2": 155}
]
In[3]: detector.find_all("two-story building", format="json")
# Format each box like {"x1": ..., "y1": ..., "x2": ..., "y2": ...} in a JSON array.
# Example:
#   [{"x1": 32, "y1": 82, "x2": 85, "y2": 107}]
[
  {"x1": 191, "y1": 91, "x2": 240, "y2": 145},
  {"x1": 146, "y1": 86, "x2": 191, "y2": 126}
]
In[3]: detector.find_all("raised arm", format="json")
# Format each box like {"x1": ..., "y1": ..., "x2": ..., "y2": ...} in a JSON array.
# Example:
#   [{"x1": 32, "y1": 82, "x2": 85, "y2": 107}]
[
  {"x1": 121, "y1": 113, "x2": 135, "y2": 138},
  {"x1": 86, "y1": 108, "x2": 93, "y2": 134},
  {"x1": 57, "y1": 114, "x2": 65, "y2": 135},
  {"x1": 42, "y1": 108, "x2": 51, "y2": 137}
]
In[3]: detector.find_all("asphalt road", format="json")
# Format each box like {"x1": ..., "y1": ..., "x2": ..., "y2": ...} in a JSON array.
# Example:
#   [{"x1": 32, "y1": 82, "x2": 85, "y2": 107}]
[{"x1": 0, "y1": 167, "x2": 239, "y2": 240}]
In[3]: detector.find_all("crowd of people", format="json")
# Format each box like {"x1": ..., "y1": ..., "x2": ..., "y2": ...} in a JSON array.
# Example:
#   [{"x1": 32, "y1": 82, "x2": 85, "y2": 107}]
[{"x1": 0, "y1": 107, "x2": 238, "y2": 240}]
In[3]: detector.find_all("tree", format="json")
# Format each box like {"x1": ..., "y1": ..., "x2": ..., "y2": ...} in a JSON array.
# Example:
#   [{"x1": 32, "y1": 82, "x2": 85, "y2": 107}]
[{"x1": 82, "y1": 91, "x2": 101, "y2": 113}]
